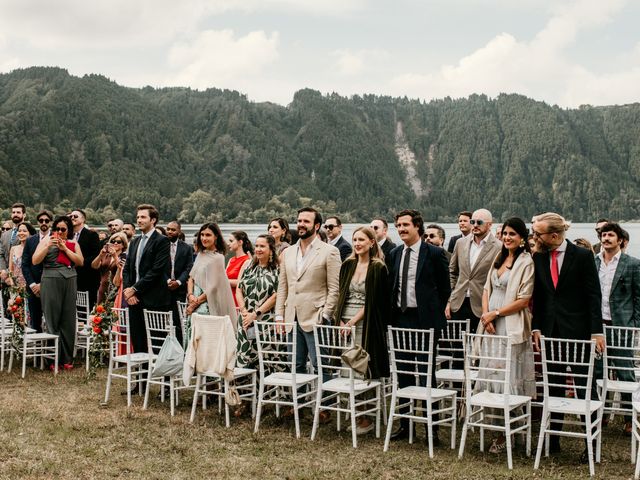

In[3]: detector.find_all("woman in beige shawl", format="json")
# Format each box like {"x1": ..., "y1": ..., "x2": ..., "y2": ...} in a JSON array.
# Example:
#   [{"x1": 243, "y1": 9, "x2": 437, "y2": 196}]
[
  {"x1": 184, "y1": 223, "x2": 236, "y2": 347},
  {"x1": 475, "y1": 217, "x2": 536, "y2": 454}
]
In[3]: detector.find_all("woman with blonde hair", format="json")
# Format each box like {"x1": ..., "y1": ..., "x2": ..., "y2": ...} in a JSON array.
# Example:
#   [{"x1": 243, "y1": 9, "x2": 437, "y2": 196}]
[
  {"x1": 333, "y1": 226, "x2": 391, "y2": 434},
  {"x1": 92, "y1": 231, "x2": 128, "y2": 305}
]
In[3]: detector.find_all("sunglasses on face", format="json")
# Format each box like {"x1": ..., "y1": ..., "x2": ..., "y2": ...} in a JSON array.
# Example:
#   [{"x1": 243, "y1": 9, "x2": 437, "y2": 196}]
[
  {"x1": 424, "y1": 233, "x2": 438, "y2": 239},
  {"x1": 107, "y1": 224, "x2": 116, "y2": 228},
  {"x1": 70, "y1": 214, "x2": 80, "y2": 219},
  {"x1": 109, "y1": 239, "x2": 123, "y2": 245},
  {"x1": 470, "y1": 219, "x2": 485, "y2": 226},
  {"x1": 370, "y1": 225, "x2": 380, "y2": 231},
  {"x1": 54, "y1": 227, "x2": 68, "y2": 232},
  {"x1": 38, "y1": 218, "x2": 51, "y2": 224},
  {"x1": 323, "y1": 224, "x2": 337, "y2": 231},
  {"x1": 1, "y1": 227, "x2": 10, "y2": 231}
]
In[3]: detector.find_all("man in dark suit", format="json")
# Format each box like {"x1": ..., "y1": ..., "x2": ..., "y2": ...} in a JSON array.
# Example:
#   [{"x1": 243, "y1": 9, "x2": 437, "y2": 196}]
[
  {"x1": 447, "y1": 211, "x2": 472, "y2": 253},
  {"x1": 21, "y1": 210, "x2": 53, "y2": 332},
  {"x1": 123, "y1": 204, "x2": 171, "y2": 355},
  {"x1": 387, "y1": 209, "x2": 451, "y2": 444},
  {"x1": 531, "y1": 212, "x2": 604, "y2": 459},
  {"x1": 70, "y1": 209, "x2": 101, "y2": 308},
  {"x1": 166, "y1": 221, "x2": 194, "y2": 345},
  {"x1": 594, "y1": 221, "x2": 640, "y2": 433},
  {"x1": 424, "y1": 224, "x2": 451, "y2": 261},
  {"x1": 324, "y1": 216, "x2": 352, "y2": 261},
  {"x1": 370, "y1": 217, "x2": 396, "y2": 259}
]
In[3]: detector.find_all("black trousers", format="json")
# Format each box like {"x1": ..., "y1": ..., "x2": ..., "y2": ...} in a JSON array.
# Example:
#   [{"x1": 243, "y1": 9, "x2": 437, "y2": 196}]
[
  {"x1": 170, "y1": 291, "x2": 187, "y2": 346},
  {"x1": 451, "y1": 297, "x2": 480, "y2": 334},
  {"x1": 392, "y1": 307, "x2": 439, "y2": 432},
  {"x1": 129, "y1": 302, "x2": 171, "y2": 353},
  {"x1": 27, "y1": 290, "x2": 43, "y2": 333}
]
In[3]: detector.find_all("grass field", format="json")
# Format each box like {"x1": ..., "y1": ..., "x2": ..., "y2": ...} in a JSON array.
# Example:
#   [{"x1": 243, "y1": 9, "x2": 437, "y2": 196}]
[{"x1": 0, "y1": 366, "x2": 636, "y2": 479}]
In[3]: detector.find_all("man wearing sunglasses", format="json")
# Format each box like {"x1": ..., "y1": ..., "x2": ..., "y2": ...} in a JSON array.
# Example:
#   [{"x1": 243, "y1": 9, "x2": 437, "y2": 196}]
[
  {"x1": 70, "y1": 209, "x2": 101, "y2": 308},
  {"x1": 424, "y1": 224, "x2": 451, "y2": 261},
  {"x1": 447, "y1": 209, "x2": 501, "y2": 333},
  {"x1": 20, "y1": 210, "x2": 53, "y2": 332},
  {"x1": 323, "y1": 216, "x2": 352, "y2": 262}
]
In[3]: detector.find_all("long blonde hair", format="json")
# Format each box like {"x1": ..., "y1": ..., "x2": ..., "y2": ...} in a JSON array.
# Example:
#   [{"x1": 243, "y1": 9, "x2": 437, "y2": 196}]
[{"x1": 347, "y1": 226, "x2": 385, "y2": 264}]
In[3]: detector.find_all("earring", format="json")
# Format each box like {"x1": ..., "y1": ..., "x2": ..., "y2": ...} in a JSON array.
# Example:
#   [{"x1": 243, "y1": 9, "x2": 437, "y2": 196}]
[{"x1": 520, "y1": 239, "x2": 525, "y2": 247}]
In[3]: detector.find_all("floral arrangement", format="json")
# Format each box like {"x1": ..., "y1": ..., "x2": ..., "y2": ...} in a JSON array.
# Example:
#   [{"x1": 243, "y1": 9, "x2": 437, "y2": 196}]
[
  {"x1": 7, "y1": 275, "x2": 28, "y2": 358},
  {"x1": 86, "y1": 285, "x2": 119, "y2": 378}
]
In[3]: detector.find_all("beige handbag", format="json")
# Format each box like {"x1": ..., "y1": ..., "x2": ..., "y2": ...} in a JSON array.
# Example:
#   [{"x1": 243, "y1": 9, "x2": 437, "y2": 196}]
[
  {"x1": 341, "y1": 345, "x2": 370, "y2": 378},
  {"x1": 225, "y1": 380, "x2": 241, "y2": 406}
]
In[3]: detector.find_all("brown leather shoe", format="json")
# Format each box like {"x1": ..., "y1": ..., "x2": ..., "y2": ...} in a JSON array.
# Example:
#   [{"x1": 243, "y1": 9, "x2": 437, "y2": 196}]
[{"x1": 318, "y1": 411, "x2": 332, "y2": 424}]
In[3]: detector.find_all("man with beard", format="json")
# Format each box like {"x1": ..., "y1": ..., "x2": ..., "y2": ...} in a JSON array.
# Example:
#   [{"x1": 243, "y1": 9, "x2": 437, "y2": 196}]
[
  {"x1": 21, "y1": 210, "x2": 53, "y2": 332},
  {"x1": 275, "y1": 207, "x2": 341, "y2": 423},
  {"x1": 0, "y1": 203, "x2": 27, "y2": 313},
  {"x1": 447, "y1": 211, "x2": 472, "y2": 253},
  {"x1": 531, "y1": 212, "x2": 603, "y2": 460},
  {"x1": 166, "y1": 221, "x2": 193, "y2": 345}
]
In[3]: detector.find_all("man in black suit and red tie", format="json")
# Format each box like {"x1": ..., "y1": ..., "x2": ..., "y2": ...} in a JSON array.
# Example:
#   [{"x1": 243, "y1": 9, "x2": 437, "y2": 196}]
[
  {"x1": 123, "y1": 204, "x2": 171, "y2": 355},
  {"x1": 531, "y1": 212, "x2": 604, "y2": 460},
  {"x1": 165, "y1": 221, "x2": 193, "y2": 345},
  {"x1": 386, "y1": 209, "x2": 451, "y2": 445}
]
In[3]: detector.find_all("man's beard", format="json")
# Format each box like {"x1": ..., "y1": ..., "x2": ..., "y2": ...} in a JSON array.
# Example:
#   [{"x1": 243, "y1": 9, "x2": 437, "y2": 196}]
[{"x1": 298, "y1": 227, "x2": 314, "y2": 239}]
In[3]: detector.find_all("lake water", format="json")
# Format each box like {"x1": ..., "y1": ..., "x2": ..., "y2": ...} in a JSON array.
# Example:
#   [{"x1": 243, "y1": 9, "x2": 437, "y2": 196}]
[{"x1": 179, "y1": 222, "x2": 640, "y2": 258}]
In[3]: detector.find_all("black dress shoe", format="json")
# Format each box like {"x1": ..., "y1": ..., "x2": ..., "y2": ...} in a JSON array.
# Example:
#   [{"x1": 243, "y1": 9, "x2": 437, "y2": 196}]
[
  {"x1": 390, "y1": 426, "x2": 416, "y2": 441},
  {"x1": 549, "y1": 437, "x2": 561, "y2": 454}
]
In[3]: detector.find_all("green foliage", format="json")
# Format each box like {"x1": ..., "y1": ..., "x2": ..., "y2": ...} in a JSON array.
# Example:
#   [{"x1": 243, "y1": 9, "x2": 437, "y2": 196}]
[{"x1": 0, "y1": 68, "x2": 639, "y2": 222}]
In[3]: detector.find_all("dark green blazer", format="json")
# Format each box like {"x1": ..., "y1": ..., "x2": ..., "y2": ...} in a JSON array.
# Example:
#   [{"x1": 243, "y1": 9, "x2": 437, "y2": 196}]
[{"x1": 595, "y1": 253, "x2": 640, "y2": 327}]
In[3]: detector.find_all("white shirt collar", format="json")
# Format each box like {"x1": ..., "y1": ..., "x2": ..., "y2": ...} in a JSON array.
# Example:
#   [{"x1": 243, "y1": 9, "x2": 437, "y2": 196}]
[
  {"x1": 403, "y1": 238, "x2": 422, "y2": 253},
  {"x1": 598, "y1": 249, "x2": 621, "y2": 263},
  {"x1": 329, "y1": 234, "x2": 342, "y2": 246}
]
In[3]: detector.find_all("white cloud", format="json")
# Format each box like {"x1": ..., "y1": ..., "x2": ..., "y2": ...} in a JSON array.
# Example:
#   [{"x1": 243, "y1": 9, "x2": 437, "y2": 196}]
[
  {"x1": 330, "y1": 49, "x2": 389, "y2": 76},
  {"x1": 389, "y1": 0, "x2": 638, "y2": 106},
  {"x1": 166, "y1": 29, "x2": 280, "y2": 89}
]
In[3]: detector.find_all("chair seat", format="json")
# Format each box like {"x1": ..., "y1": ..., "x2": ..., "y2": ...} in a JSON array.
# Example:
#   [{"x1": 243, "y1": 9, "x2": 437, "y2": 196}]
[
  {"x1": 113, "y1": 352, "x2": 151, "y2": 363},
  {"x1": 3, "y1": 327, "x2": 36, "y2": 335},
  {"x1": 436, "y1": 368, "x2": 477, "y2": 382},
  {"x1": 199, "y1": 367, "x2": 256, "y2": 379},
  {"x1": 597, "y1": 378, "x2": 639, "y2": 394},
  {"x1": 469, "y1": 391, "x2": 531, "y2": 409},
  {"x1": 24, "y1": 332, "x2": 58, "y2": 341},
  {"x1": 77, "y1": 330, "x2": 92, "y2": 338},
  {"x1": 396, "y1": 385, "x2": 457, "y2": 401},
  {"x1": 321, "y1": 377, "x2": 381, "y2": 393},
  {"x1": 544, "y1": 396, "x2": 603, "y2": 414},
  {"x1": 264, "y1": 371, "x2": 317, "y2": 387}
]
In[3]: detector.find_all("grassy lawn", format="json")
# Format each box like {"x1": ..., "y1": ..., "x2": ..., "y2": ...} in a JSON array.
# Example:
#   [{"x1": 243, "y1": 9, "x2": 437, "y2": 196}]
[{"x1": 0, "y1": 366, "x2": 636, "y2": 479}]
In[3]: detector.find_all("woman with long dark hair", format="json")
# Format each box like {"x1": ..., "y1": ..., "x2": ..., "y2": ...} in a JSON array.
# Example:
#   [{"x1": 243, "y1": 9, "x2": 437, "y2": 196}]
[
  {"x1": 183, "y1": 223, "x2": 235, "y2": 346},
  {"x1": 226, "y1": 231, "x2": 253, "y2": 307},
  {"x1": 267, "y1": 217, "x2": 292, "y2": 255},
  {"x1": 333, "y1": 226, "x2": 390, "y2": 435},
  {"x1": 476, "y1": 216, "x2": 536, "y2": 453}
]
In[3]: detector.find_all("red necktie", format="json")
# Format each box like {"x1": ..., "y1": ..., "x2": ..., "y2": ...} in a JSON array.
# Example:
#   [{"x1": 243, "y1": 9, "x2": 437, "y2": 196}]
[{"x1": 550, "y1": 250, "x2": 559, "y2": 288}]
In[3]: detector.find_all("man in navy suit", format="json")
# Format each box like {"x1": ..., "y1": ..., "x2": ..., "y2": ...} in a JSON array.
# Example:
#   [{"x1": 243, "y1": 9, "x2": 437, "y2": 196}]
[
  {"x1": 166, "y1": 221, "x2": 194, "y2": 345},
  {"x1": 21, "y1": 210, "x2": 53, "y2": 332},
  {"x1": 123, "y1": 204, "x2": 171, "y2": 354},
  {"x1": 324, "y1": 216, "x2": 352, "y2": 261},
  {"x1": 387, "y1": 209, "x2": 451, "y2": 443}
]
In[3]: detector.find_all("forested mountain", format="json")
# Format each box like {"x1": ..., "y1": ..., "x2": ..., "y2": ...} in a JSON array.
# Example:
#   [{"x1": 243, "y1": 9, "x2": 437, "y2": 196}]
[{"x1": 0, "y1": 66, "x2": 638, "y2": 223}]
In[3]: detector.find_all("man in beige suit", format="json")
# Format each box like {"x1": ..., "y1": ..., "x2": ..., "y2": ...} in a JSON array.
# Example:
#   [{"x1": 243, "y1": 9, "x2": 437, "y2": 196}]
[
  {"x1": 446, "y1": 208, "x2": 501, "y2": 333},
  {"x1": 275, "y1": 207, "x2": 341, "y2": 402}
]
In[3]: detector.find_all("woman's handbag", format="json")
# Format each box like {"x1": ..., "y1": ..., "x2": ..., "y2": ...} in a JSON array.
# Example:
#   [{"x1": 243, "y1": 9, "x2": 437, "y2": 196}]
[
  {"x1": 151, "y1": 333, "x2": 185, "y2": 377},
  {"x1": 225, "y1": 379, "x2": 242, "y2": 406},
  {"x1": 341, "y1": 344, "x2": 370, "y2": 378}
]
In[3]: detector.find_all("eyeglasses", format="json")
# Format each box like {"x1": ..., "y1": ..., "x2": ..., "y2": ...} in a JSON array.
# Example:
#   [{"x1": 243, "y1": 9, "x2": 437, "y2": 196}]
[
  {"x1": 469, "y1": 219, "x2": 485, "y2": 226},
  {"x1": 532, "y1": 230, "x2": 552, "y2": 238},
  {"x1": 38, "y1": 218, "x2": 51, "y2": 224},
  {"x1": 109, "y1": 239, "x2": 123, "y2": 244},
  {"x1": 424, "y1": 233, "x2": 438, "y2": 239},
  {"x1": 370, "y1": 225, "x2": 380, "y2": 231},
  {"x1": 70, "y1": 214, "x2": 79, "y2": 219},
  {"x1": 54, "y1": 227, "x2": 68, "y2": 232},
  {"x1": 1, "y1": 227, "x2": 10, "y2": 232},
  {"x1": 107, "y1": 223, "x2": 115, "y2": 228},
  {"x1": 323, "y1": 224, "x2": 337, "y2": 231}
]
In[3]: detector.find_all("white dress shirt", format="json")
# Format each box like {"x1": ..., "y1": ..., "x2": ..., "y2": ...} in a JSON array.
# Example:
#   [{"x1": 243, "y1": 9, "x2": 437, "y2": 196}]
[
  {"x1": 296, "y1": 236, "x2": 320, "y2": 277},
  {"x1": 397, "y1": 238, "x2": 421, "y2": 309},
  {"x1": 598, "y1": 250, "x2": 621, "y2": 321}
]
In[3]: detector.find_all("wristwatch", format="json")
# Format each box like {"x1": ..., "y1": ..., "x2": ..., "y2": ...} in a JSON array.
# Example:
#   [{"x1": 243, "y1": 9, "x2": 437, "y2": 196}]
[{"x1": 495, "y1": 309, "x2": 500, "y2": 317}]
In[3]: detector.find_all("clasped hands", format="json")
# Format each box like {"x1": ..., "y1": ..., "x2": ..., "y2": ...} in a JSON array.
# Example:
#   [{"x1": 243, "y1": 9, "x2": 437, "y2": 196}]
[
  {"x1": 185, "y1": 293, "x2": 203, "y2": 315},
  {"x1": 480, "y1": 310, "x2": 497, "y2": 335},
  {"x1": 240, "y1": 308, "x2": 258, "y2": 330}
]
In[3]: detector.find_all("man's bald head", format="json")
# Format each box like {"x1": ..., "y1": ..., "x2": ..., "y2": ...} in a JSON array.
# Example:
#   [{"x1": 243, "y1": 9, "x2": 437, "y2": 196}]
[{"x1": 471, "y1": 208, "x2": 493, "y2": 241}]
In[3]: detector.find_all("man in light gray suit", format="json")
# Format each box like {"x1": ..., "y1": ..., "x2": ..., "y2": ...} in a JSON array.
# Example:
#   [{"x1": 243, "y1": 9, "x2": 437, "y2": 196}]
[{"x1": 446, "y1": 208, "x2": 502, "y2": 333}]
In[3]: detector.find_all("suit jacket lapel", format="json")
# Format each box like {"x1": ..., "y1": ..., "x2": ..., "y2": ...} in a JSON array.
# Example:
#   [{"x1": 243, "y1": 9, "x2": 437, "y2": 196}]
[
  {"x1": 393, "y1": 246, "x2": 402, "y2": 292},
  {"x1": 416, "y1": 242, "x2": 428, "y2": 281},
  {"x1": 611, "y1": 253, "x2": 627, "y2": 293},
  {"x1": 556, "y1": 241, "x2": 575, "y2": 290},
  {"x1": 469, "y1": 237, "x2": 494, "y2": 276},
  {"x1": 297, "y1": 242, "x2": 320, "y2": 279},
  {"x1": 461, "y1": 236, "x2": 472, "y2": 277}
]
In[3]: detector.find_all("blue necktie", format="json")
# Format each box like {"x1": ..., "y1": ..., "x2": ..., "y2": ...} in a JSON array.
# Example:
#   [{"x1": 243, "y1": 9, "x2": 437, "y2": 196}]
[{"x1": 135, "y1": 235, "x2": 148, "y2": 282}]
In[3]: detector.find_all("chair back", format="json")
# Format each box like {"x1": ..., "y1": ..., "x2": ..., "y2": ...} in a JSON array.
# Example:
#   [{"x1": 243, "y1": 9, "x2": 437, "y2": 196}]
[
  {"x1": 438, "y1": 319, "x2": 469, "y2": 363},
  {"x1": 464, "y1": 333, "x2": 512, "y2": 401},
  {"x1": 111, "y1": 307, "x2": 132, "y2": 358},
  {"x1": 313, "y1": 324, "x2": 355, "y2": 381},
  {"x1": 177, "y1": 301, "x2": 187, "y2": 339},
  {"x1": 255, "y1": 321, "x2": 296, "y2": 378},
  {"x1": 539, "y1": 336, "x2": 597, "y2": 404},
  {"x1": 143, "y1": 310, "x2": 174, "y2": 356},
  {"x1": 602, "y1": 325, "x2": 640, "y2": 390},
  {"x1": 388, "y1": 327, "x2": 435, "y2": 388},
  {"x1": 76, "y1": 290, "x2": 91, "y2": 329}
]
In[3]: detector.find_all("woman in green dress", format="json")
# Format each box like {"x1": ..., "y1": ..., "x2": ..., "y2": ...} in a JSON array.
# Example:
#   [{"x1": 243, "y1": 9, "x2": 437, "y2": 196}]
[{"x1": 235, "y1": 234, "x2": 279, "y2": 369}]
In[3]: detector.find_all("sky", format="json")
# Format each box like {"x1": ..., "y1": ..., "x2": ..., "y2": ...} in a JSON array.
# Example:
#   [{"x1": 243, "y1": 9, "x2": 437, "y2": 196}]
[{"x1": 0, "y1": 0, "x2": 639, "y2": 107}]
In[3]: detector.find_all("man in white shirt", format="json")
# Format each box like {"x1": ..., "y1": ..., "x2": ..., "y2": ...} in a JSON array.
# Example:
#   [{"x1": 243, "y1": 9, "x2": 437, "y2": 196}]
[{"x1": 595, "y1": 221, "x2": 640, "y2": 434}]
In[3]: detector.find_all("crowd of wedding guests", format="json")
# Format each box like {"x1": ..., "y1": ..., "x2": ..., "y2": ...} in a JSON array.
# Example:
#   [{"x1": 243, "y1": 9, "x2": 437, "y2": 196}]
[{"x1": 1, "y1": 201, "x2": 639, "y2": 460}]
